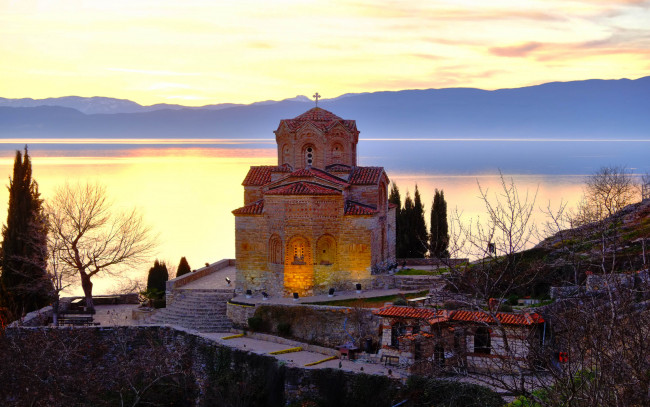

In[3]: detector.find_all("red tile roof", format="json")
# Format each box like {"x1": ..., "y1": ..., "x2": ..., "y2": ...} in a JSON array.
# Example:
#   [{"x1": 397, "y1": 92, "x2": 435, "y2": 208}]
[
  {"x1": 232, "y1": 199, "x2": 264, "y2": 215},
  {"x1": 266, "y1": 182, "x2": 341, "y2": 196},
  {"x1": 242, "y1": 165, "x2": 292, "y2": 186},
  {"x1": 374, "y1": 306, "x2": 544, "y2": 326},
  {"x1": 278, "y1": 107, "x2": 357, "y2": 133},
  {"x1": 348, "y1": 167, "x2": 385, "y2": 185},
  {"x1": 325, "y1": 163, "x2": 352, "y2": 172},
  {"x1": 288, "y1": 168, "x2": 348, "y2": 185},
  {"x1": 242, "y1": 166, "x2": 273, "y2": 186},
  {"x1": 344, "y1": 200, "x2": 378, "y2": 215}
]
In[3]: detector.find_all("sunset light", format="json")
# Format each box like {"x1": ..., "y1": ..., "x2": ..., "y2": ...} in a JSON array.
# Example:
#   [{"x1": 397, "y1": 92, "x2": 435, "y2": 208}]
[{"x1": 1, "y1": 0, "x2": 648, "y2": 105}]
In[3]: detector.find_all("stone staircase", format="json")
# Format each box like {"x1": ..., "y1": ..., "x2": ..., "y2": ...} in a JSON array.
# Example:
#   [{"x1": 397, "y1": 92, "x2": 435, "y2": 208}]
[{"x1": 148, "y1": 289, "x2": 233, "y2": 332}]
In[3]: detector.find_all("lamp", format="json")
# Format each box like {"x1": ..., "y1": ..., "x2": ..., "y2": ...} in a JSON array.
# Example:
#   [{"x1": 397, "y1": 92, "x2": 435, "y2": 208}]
[
  {"x1": 246, "y1": 289, "x2": 252, "y2": 299},
  {"x1": 293, "y1": 292, "x2": 299, "y2": 301},
  {"x1": 328, "y1": 288, "x2": 335, "y2": 297},
  {"x1": 355, "y1": 283, "x2": 362, "y2": 293}
]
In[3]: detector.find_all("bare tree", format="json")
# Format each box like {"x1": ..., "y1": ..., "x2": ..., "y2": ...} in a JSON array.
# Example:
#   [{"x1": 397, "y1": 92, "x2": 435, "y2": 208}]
[
  {"x1": 446, "y1": 172, "x2": 540, "y2": 302},
  {"x1": 46, "y1": 182, "x2": 156, "y2": 311},
  {"x1": 574, "y1": 165, "x2": 637, "y2": 225}
]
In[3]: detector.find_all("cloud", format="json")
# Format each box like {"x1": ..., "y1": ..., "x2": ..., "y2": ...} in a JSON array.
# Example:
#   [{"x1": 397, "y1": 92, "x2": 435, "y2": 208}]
[
  {"x1": 107, "y1": 68, "x2": 200, "y2": 76},
  {"x1": 490, "y1": 42, "x2": 544, "y2": 57},
  {"x1": 148, "y1": 83, "x2": 194, "y2": 90}
]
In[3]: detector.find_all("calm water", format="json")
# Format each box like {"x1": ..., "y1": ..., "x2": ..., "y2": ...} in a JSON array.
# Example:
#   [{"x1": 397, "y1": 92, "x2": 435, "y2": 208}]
[{"x1": 0, "y1": 138, "x2": 647, "y2": 295}]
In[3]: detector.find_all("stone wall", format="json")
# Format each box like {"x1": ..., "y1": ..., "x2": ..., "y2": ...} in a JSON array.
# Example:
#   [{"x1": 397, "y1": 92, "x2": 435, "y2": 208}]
[
  {"x1": 228, "y1": 301, "x2": 382, "y2": 349},
  {"x1": 3, "y1": 326, "x2": 401, "y2": 407}
]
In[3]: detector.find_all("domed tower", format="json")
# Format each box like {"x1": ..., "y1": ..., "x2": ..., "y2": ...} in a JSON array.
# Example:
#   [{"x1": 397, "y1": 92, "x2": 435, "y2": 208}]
[
  {"x1": 274, "y1": 107, "x2": 359, "y2": 169},
  {"x1": 233, "y1": 107, "x2": 396, "y2": 298}
]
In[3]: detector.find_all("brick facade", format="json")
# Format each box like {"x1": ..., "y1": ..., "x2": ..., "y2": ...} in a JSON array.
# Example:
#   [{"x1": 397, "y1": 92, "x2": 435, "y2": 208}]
[{"x1": 233, "y1": 108, "x2": 396, "y2": 297}]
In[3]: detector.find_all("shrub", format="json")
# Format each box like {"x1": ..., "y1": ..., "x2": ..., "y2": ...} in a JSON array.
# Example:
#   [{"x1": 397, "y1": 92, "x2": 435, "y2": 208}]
[
  {"x1": 393, "y1": 298, "x2": 407, "y2": 306},
  {"x1": 146, "y1": 260, "x2": 169, "y2": 296},
  {"x1": 277, "y1": 321, "x2": 292, "y2": 337},
  {"x1": 405, "y1": 376, "x2": 504, "y2": 407},
  {"x1": 498, "y1": 304, "x2": 513, "y2": 312},
  {"x1": 176, "y1": 257, "x2": 191, "y2": 278},
  {"x1": 247, "y1": 316, "x2": 264, "y2": 331}
]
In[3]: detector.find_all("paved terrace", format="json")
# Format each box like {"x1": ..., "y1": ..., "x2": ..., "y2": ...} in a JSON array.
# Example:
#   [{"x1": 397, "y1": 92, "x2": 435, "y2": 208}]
[{"x1": 178, "y1": 263, "x2": 432, "y2": 305}]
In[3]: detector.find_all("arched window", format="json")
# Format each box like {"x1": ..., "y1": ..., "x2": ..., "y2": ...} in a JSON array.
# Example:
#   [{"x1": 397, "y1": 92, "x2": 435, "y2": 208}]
[
  {"x1": 303, "y1": 144, "x2": 315, "y2": 167},
  {"x1": 282, "y1": 145, "x2": 290, "y2": 165},
  {"x1": 287, "y1": 236, "x2": 310, "y2": 265},
  {"x1": 268, "y1": 235, "x2": 283, "y2": 264},
  {"x1": 316, "y1": 235, "x2": 336, "y2": 265},
  {"x1": 474, "y1": 327, "x2": 491, "y2": 354},
  {"x1": 331, "y1": 143, "x2": 344, "y2": 162}
]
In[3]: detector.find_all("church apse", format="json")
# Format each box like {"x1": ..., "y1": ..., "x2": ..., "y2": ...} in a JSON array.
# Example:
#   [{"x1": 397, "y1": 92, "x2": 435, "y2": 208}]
[{"x1": 232, "y1": 106, "x2": 395, "y2": 297}]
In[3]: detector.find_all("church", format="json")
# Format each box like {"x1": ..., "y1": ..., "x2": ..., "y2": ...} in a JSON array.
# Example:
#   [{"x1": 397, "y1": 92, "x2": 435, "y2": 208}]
[{"x1": 233, "y1": 106, "x2": 396, "y2": 297}]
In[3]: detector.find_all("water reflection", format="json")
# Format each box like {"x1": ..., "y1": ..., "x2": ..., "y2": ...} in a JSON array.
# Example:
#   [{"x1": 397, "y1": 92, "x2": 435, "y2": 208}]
[{"x1": 0, "y1": 141, "x2": 636, "y2": 295}]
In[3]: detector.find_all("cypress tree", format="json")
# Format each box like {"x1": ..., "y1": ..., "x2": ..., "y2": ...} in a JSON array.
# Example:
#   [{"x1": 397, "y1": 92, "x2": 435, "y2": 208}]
[
  {"x1": 176, "y1": 256, "x2": 191, "y2": 277},
  {"x1": 388, "y1": 183, "x2": 405, "y2": 258},
  {"x1": 146, "y1": 260, "x2": 169, "y2": 296},
  {"x1": 0, "y1": 147, "x2": 51, "y2": 318},
  {"x1": 411, "y1": 185, "x2": 428, "y2": 258},
  {"x1": 402, "y1": 192, "x2": 414, "y2": 257},
  {"x1": 430, "y1": 189, "x2": 450, "y2": 258}
]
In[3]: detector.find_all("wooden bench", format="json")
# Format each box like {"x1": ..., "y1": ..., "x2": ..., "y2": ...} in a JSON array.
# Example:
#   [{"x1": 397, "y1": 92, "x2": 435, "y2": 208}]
[{"x1": 59, "y1": 314, "x2": 99, "y2": 326}]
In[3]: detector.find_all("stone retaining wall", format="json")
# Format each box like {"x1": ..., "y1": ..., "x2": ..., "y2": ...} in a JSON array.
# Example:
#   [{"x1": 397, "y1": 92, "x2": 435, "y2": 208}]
[
  {"x1": 397, "y1": 258, "x2": 468, "y2": 267},
  {"x1": 3, "y1": 325, "x2": 401, "y2": 406},
  {"x1": 227, "y1": 301, "x2": 381, "y2": 349}
]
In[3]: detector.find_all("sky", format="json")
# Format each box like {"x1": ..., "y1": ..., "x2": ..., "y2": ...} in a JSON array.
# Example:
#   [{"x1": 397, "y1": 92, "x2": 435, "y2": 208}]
[{"x1": 1, "y1": 0, "x2": 648, "y2": 106}]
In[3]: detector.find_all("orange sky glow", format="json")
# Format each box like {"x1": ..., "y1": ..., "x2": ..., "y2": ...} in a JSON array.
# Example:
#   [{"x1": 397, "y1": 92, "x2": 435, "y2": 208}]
[{"x1": 1, "y1": 0, "x2": 648, "y2": 105}]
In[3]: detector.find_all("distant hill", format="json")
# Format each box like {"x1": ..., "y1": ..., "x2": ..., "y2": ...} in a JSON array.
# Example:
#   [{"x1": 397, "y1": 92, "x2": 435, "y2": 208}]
[{"x1": 0, "y1": 77, "x2": 648, "y2": 139}]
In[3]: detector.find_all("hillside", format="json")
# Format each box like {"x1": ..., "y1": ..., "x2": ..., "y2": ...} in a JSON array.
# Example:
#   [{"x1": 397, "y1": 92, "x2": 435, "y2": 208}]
[{"x1": 0, "y1": 76, "x2": 648, "y2": 139}]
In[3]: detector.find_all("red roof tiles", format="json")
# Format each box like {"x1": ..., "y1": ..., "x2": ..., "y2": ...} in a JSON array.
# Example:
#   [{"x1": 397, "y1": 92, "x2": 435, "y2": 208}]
[
  {"x1": 344, "y1": 200, "x2": 378, "y2": 215},
  {"x1": 232, "y1": 199, "x2": 264, "y2": 215},
  {"x1": 325, "y1": 163, "x2": 352, "y2": 172},
  {"x1": 242, "y1": 165, "x2": 292, "y2": 186},
  {"x1": 242, "y1": 166, "x2": 273, "y2": 186},
  {"x1": 348, "y1": 167, "x2": 385, "y2": 185},
  {"x1": 374, "y1": 306, "x2": 544, "y2": 326},
  {"x1": 266, "y1": 182, "x2": 341, "y2": 196},
  {"x1": 288, "y1": 168, "x2": 348, "y2": 185},
  {"x1": 278, "y1": 107, "x2": 357, "y2": 133}
]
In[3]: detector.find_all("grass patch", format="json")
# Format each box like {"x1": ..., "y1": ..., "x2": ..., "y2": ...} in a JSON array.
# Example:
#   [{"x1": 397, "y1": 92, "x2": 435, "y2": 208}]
[
  {"x1": 309, "y1": 290, "x2": 429, "y2": 308},
  {"x1": 395, "y1": 268, "x2": 448, "y2": 276}
]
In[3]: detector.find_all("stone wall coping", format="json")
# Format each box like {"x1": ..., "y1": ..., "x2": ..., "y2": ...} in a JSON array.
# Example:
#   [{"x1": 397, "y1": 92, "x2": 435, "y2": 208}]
[
  {"x1": 397, "y1": 258, "x2": 468, "y2": 266},
  {"x1": 166, "y1": 258, "x2": 235, "y2": 291},
  {"x1": 230, "y1": 329, "x2": 340, "y2": 356}
]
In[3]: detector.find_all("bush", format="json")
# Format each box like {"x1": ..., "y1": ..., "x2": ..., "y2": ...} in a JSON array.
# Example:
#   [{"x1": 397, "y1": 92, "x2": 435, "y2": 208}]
[
  {"x1": 247, "y1": 316, "x2": 264, "y2": 331},
  {"x1": 147, "y1": 260, "x2": 169, "y2": 295},
  {"x1": 152, "y1": 298, "x2": 166, "y2": 309},
  {"x1": 176, "y1": 257, "x2": 191, "y2": 278},
  {"x1": 498, "y1": 304, "x2": 513, "y2": 312},
  {"x1": 405, "y1": 376, "x2": 504, "y2": 407},
  {"x1": 507, "y1": 294, "x2": 520, "y2": 305},
  {"x1": 393, "y1": 298, "x2": 407, "y2": 306},
  {"x1": 277, "y1": 321, "x2": 292, "y2": 337}
]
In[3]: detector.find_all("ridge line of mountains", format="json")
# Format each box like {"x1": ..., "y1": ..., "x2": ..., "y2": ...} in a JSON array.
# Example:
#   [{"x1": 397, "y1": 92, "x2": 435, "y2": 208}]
[{"x1": 0, "y1": 76, "x2": 648, "y2": 139}]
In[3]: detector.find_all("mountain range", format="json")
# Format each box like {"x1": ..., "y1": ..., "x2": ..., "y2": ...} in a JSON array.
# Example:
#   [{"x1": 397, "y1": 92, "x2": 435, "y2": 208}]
[{"x1": 0, "y1": 76, "x2": 648, "y2": 139}]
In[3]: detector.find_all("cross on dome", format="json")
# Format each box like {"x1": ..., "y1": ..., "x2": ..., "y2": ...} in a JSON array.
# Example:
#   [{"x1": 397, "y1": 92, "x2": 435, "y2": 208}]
[{"x1": 313, "y1": 92, "x2": 321, "y2": 106}]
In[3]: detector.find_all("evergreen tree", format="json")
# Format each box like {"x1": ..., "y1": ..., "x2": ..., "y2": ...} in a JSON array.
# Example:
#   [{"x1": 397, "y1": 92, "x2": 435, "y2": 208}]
[
  {"x1": 388, "y1": 183, "x2": 405, "y2": 258},
  {"x1": 411, "y1": 185, "x2": 428, "y2": 258},
  {"x1": 176, "y1": 256, "x2": 191, "y2": 277},
  {"x1": 146, "y1": 260, "x2": 169, "y2": 297},
  {"x1": 402, "y1": 191, "x2": 414, "y2": 257},
  {"x1": 430, "y1": 189, "x2": 450, "y2": 258},
  {"x1": 0, "y1": 148, "x2": 51, "y2": 317}
]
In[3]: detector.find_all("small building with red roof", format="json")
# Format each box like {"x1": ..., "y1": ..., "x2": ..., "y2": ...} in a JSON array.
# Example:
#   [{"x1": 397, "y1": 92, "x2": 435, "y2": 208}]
[
  {"x1": 232, "y1": 107, "x2": 396, "y2": 297},
  {"x1": 373, "y1": 305, "x2": 546, "y2": 373}
]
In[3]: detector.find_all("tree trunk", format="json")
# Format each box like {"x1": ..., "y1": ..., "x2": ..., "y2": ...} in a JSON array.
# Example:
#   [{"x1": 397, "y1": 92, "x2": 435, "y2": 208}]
[
  {"x1": 80, "y1": 273, "x2": 95, "y2": 312},
  {"x1": 52, "y1": 297, "x2": 59, "y2": 326}
]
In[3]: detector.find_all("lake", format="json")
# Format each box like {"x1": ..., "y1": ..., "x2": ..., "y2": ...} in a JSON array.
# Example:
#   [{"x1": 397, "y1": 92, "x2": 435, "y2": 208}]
[{"x1": 0, "y1": 138, "x2": 647, "y2": 295}]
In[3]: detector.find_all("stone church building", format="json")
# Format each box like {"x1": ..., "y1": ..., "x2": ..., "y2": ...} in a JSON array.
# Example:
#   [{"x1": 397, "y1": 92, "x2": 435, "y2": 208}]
[{"x1": 233, "y1": 107, "x2": 396, "y2": 297}]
